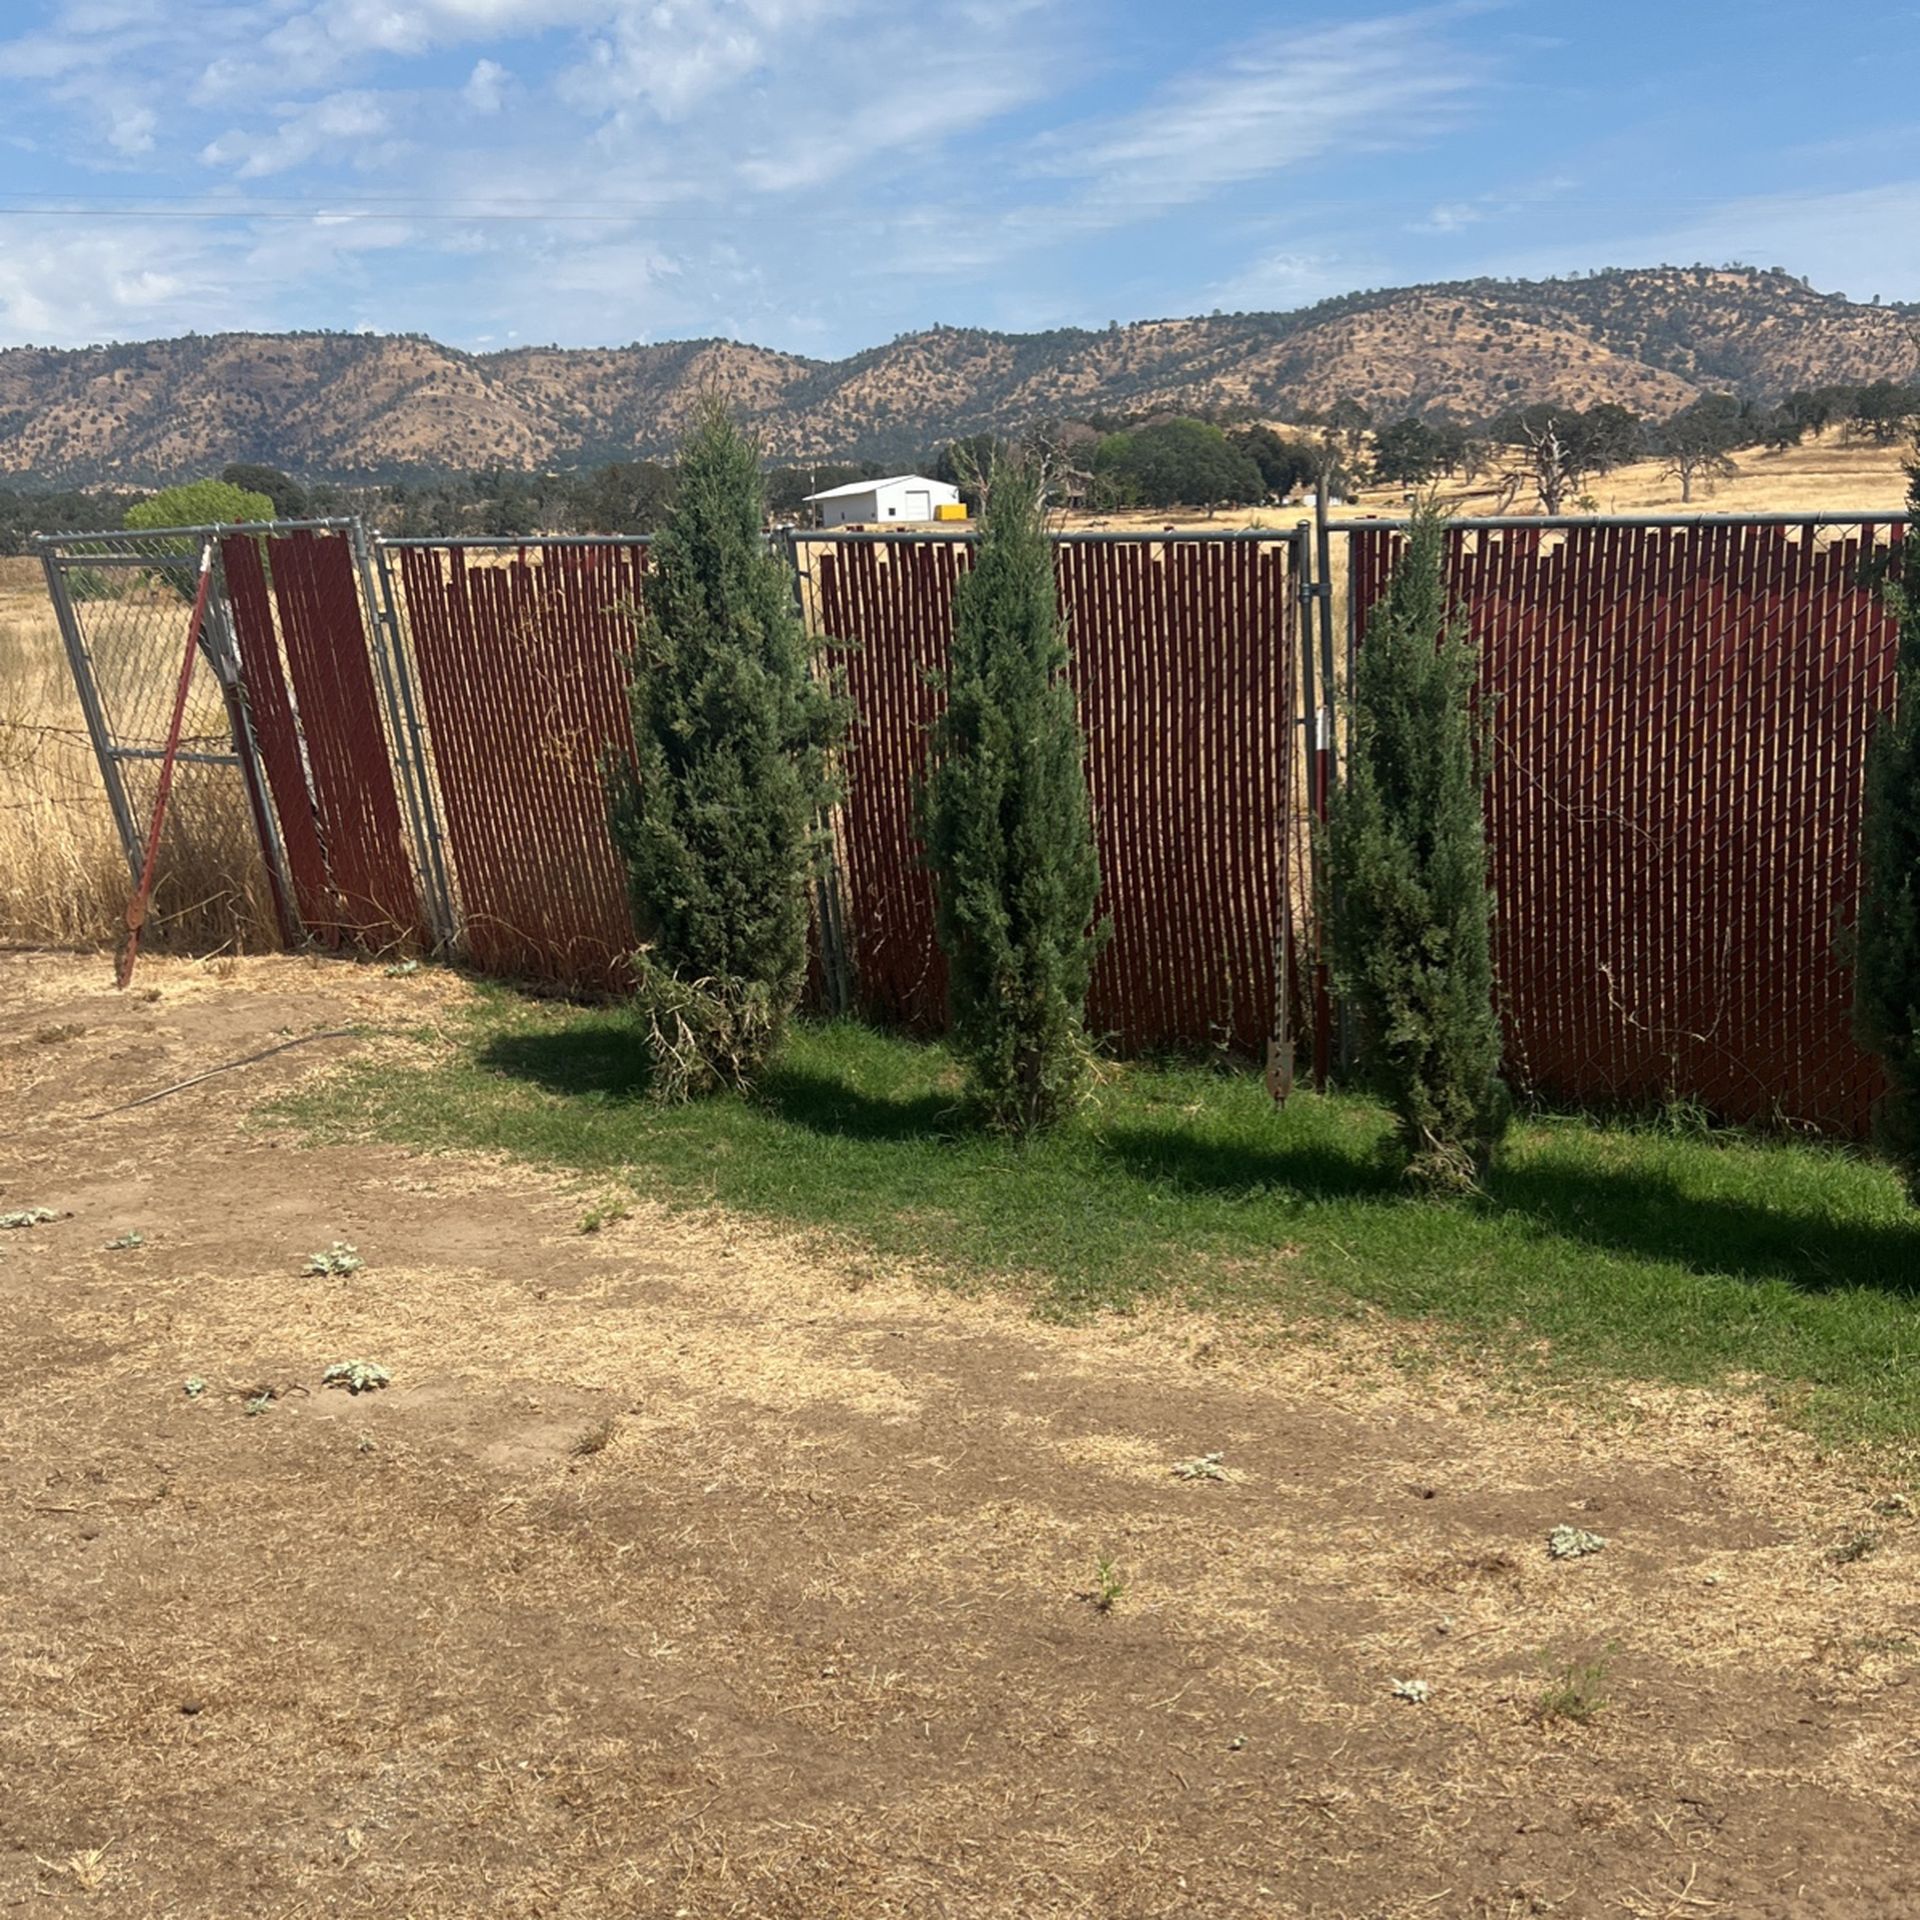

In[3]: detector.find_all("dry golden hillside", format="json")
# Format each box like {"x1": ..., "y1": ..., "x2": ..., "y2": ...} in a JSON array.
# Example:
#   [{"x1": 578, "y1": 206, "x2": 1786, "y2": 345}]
[{"x1": 3, "y1": 265, "x2": 1917, "y2": 484}]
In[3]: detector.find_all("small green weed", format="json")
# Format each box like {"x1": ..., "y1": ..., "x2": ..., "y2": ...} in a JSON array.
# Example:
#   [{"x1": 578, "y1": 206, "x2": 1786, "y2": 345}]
[
  {"x1": 323, "y1": 1360, "x2": 391, "y2": 1395},
  {"x1": 1172, "y1": 1451, "x2": 1226, "y2": 1482},
  {"x1": 578, "y1": 1197, "x2": 632, "y2": 1235},
  {"x1": 1, "y1": 1207, "x2": 57, "y2": 1229},
  {"x1": 1548, "y1": 1525, "x2": 1607, "y2": 1560},
  {"x1": 1536, "y1": 1650, "x2": 1614, "y2": 1725},
  {"x1": 1083, "y1": 1555, "x2": 1127, "y2": 1614},
  {"x1": 305, "y1": 1241, "x2": 364, "y2": 1276},
  {"x1": 105, "y1": 1230, "x2": 145, "y2": 1251},
  {"x1": 571, "y1": 1416, "x2": 619, "y2": 1457},
  {"x1": 182, "y1": 1376, "x2": 207, "y2": 1399},
  {"x1": 1830, "y1": 1530, "x2": 1880, "y2": 1565},
  {"x1": 244, "y1": 1389, "x2": 276, "y2": 1417}
]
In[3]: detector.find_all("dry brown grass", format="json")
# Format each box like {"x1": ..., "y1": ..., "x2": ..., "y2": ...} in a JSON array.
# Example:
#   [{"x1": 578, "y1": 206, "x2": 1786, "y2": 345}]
[
  {"x1": 1055, "y1": 425, "x2": 1911, "y2": 535},
  {"x1": 0, "y1": 555, "x2": 276, "y2": 953}
]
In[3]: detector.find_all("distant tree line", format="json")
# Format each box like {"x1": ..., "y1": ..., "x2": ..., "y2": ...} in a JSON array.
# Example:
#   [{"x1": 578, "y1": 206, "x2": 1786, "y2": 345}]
[{"x1": 7, "y1": 371, "x2": 1919, "y2": 546}]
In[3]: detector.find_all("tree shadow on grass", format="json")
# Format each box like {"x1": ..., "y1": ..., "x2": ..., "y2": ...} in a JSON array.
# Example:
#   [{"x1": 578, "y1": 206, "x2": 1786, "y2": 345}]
[
  {"x1": 1485, "y1": 1158, "x2": 1920, "y2": 1299},
  {"x1": 1098, "y1": 1121, "x2": 1401, "y2": 1204},
  {"x1": 479, "y1": 1024, "x2": 652, "y2": 1102},
  {"x1": 752, "y1": 1063, "x2": 959, "y2": 1144},
  {"x1": 475, "y1": 1028, "x2": 957, "y2": 1142},
  {"x1": 1101, "y1": 1117, "x2": 1920, "y2": 1297}
]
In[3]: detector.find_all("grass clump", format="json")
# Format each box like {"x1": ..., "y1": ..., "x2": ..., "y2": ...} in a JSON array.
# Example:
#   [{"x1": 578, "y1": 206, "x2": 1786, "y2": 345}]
[
  {"x1": 1536, "y1": 1650, "x2": 1613, "y2": 1726},
  {"x1": 1082, "y1": 1555, "x2": 1127, "y2": 1614}
]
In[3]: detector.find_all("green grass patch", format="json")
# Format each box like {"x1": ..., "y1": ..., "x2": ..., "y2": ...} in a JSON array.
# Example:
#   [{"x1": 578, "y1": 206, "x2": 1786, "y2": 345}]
[{"x1": 275, "y1": 988, "x2": 1920, "y2": 1451}]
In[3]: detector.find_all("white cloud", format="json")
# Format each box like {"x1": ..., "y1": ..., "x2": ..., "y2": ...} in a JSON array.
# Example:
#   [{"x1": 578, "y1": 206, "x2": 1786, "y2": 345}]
[
  {"x1": 201, "y1": 91, "x2": 400, "y2": 178},
  {"x1": 558, "y1": 0, "x2": 826, "y2": 124},
  {"x1": 1417, "y1": 201, "x2": 1486, "y2": 235},
  {"x1": 106, "y1": 104, "x2": 158, "y2": 156},
  {"x1": 1039, "y1": 9, "x2": 1490, "y2": 222},
  {"x1": 734, "y1": 4, "x2": 1060, "y2": 191},
  {"x1": 464, "y1": 56, "x2": 510, "y2": 112},
  {"x1": 0, "y1": 221, "x2": 249, "y2": 343},
  {"x1": 1205, "y1": 246, "x2": 1387, "y2": 313}
]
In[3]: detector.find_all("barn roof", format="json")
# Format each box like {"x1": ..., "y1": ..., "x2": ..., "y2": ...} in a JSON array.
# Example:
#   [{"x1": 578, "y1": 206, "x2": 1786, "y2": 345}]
[{"x1": 803, "y1": 473, "x2": 948, "y2": 501}]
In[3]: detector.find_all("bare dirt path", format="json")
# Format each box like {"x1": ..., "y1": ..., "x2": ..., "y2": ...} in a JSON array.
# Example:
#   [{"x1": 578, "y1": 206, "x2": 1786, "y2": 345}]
[{"x1": 2, "y1": 953, "x2": 1915, "y2": 1919}]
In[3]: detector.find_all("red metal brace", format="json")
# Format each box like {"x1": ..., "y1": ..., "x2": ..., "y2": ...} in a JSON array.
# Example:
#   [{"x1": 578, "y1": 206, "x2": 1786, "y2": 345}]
[{"x1": 116, "y1": 539, "x2": 216, "y2": 991}]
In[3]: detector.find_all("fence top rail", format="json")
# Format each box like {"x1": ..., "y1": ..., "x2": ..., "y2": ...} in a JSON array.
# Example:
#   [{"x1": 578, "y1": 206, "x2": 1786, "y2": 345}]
[
  {"x1": 1327, "y1": 508, "x2": 1905, "y2": 534},
  {"x1": 34, "y1": 517, "x2": 362, "y2": 546},
  {"x1": 794, "y1": 526, "x2": 1309, "y2": 545},
  {"x1": 373, "y1": 533, "x2": 656, "y2": 550}
]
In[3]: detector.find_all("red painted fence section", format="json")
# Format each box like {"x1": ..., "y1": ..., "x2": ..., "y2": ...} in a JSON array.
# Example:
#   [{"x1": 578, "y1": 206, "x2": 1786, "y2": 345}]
[
  {"x1": 393, "y1": 543, "x2": 644, "y2": 990},
  {"x1": 1348, "y1": 519, "x2": 1901, "y2": 1135},
  {"x1": 216, "y1": 520, "x2": 1898, "y2": 1137},
  {"x1": 222, "y1": 529, "x2": 423, "y2": 947},
  {"x1": 815, "y1": 536, "x2": 1299, "y2": 1055}
]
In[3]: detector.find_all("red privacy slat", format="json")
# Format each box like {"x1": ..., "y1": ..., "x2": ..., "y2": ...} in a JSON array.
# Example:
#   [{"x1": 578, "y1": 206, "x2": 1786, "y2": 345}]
[
  {"x1": 1348, "y1": 520, "x2": 1900, "y2": 1137},
  {"x1": 221, "y1": 535, "x2": 337, "y2": 937},
  {"x1": 395, "y1": 543, "x2": 643, "y2": 990},
  {"x1": 222, "y1": 529, "x2": 422, "y2": 946},
  {"x1": 818, "y1": 536, "x2": 1298, "y2": 1055}
]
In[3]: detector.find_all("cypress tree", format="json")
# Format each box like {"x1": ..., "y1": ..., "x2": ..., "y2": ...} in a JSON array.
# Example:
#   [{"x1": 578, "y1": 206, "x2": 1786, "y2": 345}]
[
  {"x1": 1856, "y1": 467, "x2": 1920, "y2": 1203},
  {"x1": 920, "y1": 458, "x2": 1106, "y2": 1133},
  {"x1": 1327, "y1": 504, "x2": 1509, "y2": 1189},
  {"x1": 606, "y1": 396, "x2": 842, "y2": 1098}
]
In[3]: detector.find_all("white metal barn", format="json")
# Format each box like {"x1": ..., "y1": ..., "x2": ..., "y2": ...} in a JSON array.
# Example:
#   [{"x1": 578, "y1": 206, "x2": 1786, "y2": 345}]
[{"x1": 803, "y1": 474, "x2": 961, "y2": 528}]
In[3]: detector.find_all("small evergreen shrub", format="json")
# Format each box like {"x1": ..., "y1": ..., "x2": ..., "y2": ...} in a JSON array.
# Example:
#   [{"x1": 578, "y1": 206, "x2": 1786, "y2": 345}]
[
  {"x1": 920, "y1": 458, "x2": 1106, "y2": 1133},
  {"x1": 606, "y1": 397, "x2": 842, "y2": 1099},
  {"x1": 1856, "y1": 466, "x2": 1920, "y2": 1203},
  {"x1": 1327, "y1": 504, "x2": 1509, "y2": 1189}
]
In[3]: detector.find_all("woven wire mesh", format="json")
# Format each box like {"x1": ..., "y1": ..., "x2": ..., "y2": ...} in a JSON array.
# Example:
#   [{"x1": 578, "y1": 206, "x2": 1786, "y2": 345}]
[
  {"x1": 0, "y1": 555, "x2": 129, "y2": 947},
  {"x1": 26, "y1": 535, "x2": 277, "y2": 953}
]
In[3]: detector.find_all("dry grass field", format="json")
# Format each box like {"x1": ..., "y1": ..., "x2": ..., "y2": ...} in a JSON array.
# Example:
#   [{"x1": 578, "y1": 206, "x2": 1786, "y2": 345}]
[
  {"x1": 3, "y1": 950, "x2": 1918, "y2": 1918},
  {"x1": 1056, "y1": 426, "x2": 1911, "y2": 536},
  {"x1": 0, "y1": 555, "x2": 274, "y2": 954}
]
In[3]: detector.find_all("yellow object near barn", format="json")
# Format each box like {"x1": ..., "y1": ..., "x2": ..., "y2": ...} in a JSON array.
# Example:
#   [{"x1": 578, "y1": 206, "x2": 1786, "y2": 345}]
[{"x1": 934, "y1": 502, "x2": 969, "y2": 521}]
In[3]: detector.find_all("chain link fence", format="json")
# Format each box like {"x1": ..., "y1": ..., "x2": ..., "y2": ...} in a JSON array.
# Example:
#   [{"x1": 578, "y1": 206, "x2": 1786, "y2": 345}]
[{"x1": 4, "y1": 540, "x2": 281, "y2": 953}]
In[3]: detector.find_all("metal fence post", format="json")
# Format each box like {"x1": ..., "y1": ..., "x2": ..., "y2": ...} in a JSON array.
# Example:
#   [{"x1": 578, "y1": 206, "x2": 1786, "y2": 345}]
[
  {"x1": 354, "y1": 521, "x2": 456, "y2": 951},
  {"x1": 1295, "y1": 520, "x2": 1332, "y2": 1092},
  {"x1": 36, "y1": 541, "x2": 142, "y2": 877},
  {"x1": 783, "y1": 525, "x2": 854, "y2": 1016}
]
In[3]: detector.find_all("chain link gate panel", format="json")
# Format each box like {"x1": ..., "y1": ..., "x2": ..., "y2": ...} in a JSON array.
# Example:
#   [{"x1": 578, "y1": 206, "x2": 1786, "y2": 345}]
[{"x1": 36, "y1": 518, "x2": 446, "y2": 962}]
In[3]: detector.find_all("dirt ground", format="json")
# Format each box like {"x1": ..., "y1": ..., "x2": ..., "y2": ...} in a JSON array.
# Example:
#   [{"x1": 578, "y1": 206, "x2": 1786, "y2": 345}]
[{"x1": 2, "y1": 952, "x2": 1916, "y2": 1920}]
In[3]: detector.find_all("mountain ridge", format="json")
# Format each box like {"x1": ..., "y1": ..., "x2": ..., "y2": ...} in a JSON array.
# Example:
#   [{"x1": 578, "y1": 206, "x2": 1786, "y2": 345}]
[{"x1": 2, "y1": 266, "x2": 1915, "y2": 486}]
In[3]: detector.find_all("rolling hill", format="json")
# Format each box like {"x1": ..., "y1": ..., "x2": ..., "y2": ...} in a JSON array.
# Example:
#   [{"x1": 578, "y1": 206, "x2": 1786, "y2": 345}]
[{"x1": 1, "y1": 266, "x2": 1915, "y2": 486}]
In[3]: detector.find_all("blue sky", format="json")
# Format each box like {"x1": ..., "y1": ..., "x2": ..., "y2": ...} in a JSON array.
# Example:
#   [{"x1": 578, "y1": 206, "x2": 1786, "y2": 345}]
[{"x1": 1, "y1": 0, "x2": 1915, "y2": 358}]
